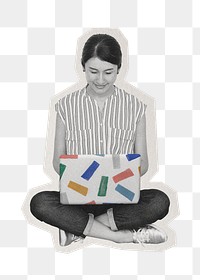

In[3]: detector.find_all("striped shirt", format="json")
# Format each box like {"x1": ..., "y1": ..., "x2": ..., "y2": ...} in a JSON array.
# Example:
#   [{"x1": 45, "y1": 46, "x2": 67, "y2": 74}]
[{"x1": 55, "y1": 85, "x2": 146, "y2": 155}]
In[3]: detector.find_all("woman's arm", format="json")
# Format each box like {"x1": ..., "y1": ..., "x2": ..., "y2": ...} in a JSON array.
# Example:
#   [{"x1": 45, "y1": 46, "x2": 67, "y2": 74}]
[
  {"x1": 134, "y1": 114, "x2": 149, "y2": 176},
  {"x1": 53, "y1": 113, "x2": 66, "y2": 175}
]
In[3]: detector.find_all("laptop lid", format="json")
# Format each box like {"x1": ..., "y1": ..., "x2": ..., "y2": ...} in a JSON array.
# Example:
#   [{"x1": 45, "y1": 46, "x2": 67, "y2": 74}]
[{"x1": 59, "y1": 154, "x2": 141, "y2": 205}]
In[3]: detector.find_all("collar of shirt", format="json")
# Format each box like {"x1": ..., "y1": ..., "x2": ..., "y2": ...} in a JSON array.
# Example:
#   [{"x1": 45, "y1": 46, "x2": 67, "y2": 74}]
[{"x1": 83, "y1": 84, "x2": 117, "y2": 102}]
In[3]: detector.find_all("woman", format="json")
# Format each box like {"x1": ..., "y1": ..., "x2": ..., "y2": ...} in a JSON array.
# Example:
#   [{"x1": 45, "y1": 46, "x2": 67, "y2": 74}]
[{"x1": 30, "y1": 33, "x2": 170, "y2": 245}]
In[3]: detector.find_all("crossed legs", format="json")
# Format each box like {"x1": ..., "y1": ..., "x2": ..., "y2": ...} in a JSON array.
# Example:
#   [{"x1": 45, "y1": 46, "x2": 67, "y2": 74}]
[{"x1": 30, "y1": 189, "x2": 170, "y2": 243}]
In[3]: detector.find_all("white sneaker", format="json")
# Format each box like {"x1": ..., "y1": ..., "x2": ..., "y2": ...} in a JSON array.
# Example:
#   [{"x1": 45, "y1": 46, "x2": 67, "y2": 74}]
[
  {"x1": 59, "y1": 230, "x2": 84, "y2": 246},
  {"x1": 132, "y1": 224, "x2": 167, "y2": 244}
]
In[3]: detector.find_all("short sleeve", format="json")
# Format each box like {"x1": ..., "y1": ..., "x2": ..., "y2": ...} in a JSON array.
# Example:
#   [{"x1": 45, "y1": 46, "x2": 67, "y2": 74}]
[
  {"x1": 55, "y1": 98, "x2": 66, "y2": 125},
  {"x1": 136, "y1": 99, "x2": 147, "y2": 124}
]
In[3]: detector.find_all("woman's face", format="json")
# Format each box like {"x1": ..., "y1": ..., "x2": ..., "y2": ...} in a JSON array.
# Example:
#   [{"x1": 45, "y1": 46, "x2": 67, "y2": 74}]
[{"x1": 84, "y1": 57, "x2": 118, "y2": 97}]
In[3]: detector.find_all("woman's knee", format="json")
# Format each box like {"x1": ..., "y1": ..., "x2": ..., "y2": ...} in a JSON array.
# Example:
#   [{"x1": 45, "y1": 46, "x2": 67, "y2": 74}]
[
  {"x1": 153, "y1": 189, "x2": 170, "y2": 217},
  {"x1": 30, "y1": 191, "x2": 50, "y2": 219}
]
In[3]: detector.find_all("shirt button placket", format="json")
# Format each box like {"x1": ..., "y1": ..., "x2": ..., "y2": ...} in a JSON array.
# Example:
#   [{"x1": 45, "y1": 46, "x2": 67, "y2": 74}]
[
  {"x1": 100, "y1": 124, "x2": 103, "y2": 153},
  {"x1": 99, "y1": 113, "x2": 104, "y2": 153}
]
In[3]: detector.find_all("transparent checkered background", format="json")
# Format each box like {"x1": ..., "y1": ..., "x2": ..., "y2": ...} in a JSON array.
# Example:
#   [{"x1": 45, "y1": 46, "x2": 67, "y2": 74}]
[{"x1": 0, "y1": 0, "x2": 199, "y2": 279}]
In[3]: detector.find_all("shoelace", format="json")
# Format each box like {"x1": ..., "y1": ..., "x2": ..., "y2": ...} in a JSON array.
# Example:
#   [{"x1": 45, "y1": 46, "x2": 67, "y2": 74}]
[
  {"x1": 71, "y1": 234, "x2": 85, "y2": 243},
  {"x1": 132, "y1": 228, "x2": 150, "y2": 246}
]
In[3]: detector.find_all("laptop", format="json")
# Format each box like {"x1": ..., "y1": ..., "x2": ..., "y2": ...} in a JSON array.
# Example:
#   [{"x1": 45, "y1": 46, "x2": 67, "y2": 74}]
[{"x1": 59, "y1": 154, "x2": 141, "y2": 205}]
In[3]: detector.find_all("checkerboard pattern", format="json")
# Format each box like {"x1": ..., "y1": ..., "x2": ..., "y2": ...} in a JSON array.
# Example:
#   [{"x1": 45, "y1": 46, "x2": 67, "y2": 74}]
[{"x1": 0, "y1": 0, "x2": 199, "y2": 279}]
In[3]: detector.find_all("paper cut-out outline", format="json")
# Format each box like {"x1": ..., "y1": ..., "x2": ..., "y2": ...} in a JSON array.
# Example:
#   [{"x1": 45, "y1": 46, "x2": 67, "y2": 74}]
[{"x1": 22, "y1": 28, "x2": 179, "y2": 253}]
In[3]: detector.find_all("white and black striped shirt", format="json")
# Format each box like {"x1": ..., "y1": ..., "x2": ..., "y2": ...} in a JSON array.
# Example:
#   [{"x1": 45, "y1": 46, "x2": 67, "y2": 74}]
[{"x1": 55, "y1": 85, "x2": 146, "y2": 155}]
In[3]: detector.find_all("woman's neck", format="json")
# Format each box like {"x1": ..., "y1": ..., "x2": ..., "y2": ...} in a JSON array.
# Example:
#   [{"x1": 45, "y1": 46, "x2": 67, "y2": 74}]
[{"x1": 86, "y1": 85, "x2": 115, "y2": 101}]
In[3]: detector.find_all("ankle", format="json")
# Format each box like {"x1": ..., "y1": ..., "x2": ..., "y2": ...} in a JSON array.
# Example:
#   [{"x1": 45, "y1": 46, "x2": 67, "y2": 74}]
[{"x1": 114, "y1": 230, "x2": 133, "y2": 243}]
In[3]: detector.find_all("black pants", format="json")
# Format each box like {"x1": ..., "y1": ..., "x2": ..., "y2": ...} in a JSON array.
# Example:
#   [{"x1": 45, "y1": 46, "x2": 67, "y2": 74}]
[{"x1": 30, "y1": 189, "x2": 170, "y2": 236}]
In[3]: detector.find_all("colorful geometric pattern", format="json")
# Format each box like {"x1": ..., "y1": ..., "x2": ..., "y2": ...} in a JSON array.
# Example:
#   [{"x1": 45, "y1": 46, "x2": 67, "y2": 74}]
[
  {"x1": 60, "y1": 155, "x2": 78, "y2": 159},
  {"x1": 98, "y1": 176, "x2": 109, "y2": 196},
  {"x1": 126, "y1": 153, "x2": 141, "y2": 161},
  {"x1": 81, "y1": 160, "x2": 100, "y2": 180},
  {"x1": 112, "y1": 168, "x2": 134, "y2": 183},
  {"x1": 59, "y1": 154, "x2": 141, "y2": 204},
  {"x1": 68, "y1": 180, "x2": 88, "y2": 196},
  {"x1": 112, "y1": 154, "x2": 121, "y2": 169},
  {"x1": 59, "y1": 163, "x2": 66, "y2": 179},
  {"x1": 115, "y1": 184, "x2": 135, "y2": 202}
]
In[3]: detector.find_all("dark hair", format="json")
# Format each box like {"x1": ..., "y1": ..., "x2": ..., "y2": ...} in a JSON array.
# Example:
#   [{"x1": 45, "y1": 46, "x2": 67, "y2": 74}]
[{"x1": 81, "y1": 34, "x2": 122, "y2": 70}]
